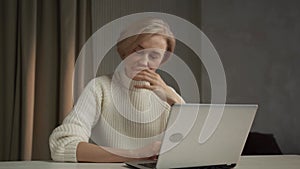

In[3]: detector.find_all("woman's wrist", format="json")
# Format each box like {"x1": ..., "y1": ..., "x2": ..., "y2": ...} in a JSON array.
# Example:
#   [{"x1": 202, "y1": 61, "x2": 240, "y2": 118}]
[
  {"x1": 166, "y1": 94, "x2": 183, "y2": 105},
  {"x1": 165, "y1": 88, "x2": 184, "y2": 105}
]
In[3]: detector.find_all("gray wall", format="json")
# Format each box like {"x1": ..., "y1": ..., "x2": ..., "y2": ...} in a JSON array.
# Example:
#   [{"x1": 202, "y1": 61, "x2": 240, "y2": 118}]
[
  {"x1": 91, "y1": 0, "x2": 300, "y2": 154},
  {"x1": 201, "y1": 0, "x2": 300, "y2": 154}
]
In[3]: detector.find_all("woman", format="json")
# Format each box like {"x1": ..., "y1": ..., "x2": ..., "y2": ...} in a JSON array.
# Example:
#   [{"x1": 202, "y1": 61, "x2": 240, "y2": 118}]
[{"x1": 49, "y1": 18, "x2": 185, "y2": 163}]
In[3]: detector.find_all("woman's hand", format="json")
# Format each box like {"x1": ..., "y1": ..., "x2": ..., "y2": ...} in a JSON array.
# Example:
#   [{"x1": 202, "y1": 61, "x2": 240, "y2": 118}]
[
  {"x1": 100, "y1": 141, "x2": 161, "y2": 159},
  {"x1": 133, "y1": 69, "x2": 184, "y2": 105},
  {"x1": 128, "y1": 141, "x2": 161, "y2": 158}
]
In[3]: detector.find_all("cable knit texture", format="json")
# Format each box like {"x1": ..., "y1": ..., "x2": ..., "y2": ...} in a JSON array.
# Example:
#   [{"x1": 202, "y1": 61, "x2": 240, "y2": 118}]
[{"x1": 49, "y1": 71, "x2": 183, "y2": 162}]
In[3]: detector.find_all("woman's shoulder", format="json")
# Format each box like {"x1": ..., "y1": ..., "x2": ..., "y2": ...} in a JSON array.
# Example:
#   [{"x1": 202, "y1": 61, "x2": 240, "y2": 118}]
[
  {"x1": 87, "y1": 74, "x2": 113, "y2": 88},
  {"x1": 94, "y1": 74, "x2": 112, "y2": 82}
]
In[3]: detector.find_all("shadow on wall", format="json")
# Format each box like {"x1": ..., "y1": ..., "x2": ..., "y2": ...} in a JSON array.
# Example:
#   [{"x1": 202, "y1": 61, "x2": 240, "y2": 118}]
[{"x1": 242, "y1": 132, "x2": 282, "y2": 155}]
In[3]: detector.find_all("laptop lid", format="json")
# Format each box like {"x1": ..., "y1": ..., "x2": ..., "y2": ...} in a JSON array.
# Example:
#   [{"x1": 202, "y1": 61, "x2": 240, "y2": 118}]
[{"x1": 126, "y1": 104, "x2": 258, "y2": 169}]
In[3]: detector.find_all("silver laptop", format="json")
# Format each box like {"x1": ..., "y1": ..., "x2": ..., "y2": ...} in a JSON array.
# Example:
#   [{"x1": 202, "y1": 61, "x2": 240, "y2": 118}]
[{"x1": 126, "y1": 104, "x2": 258, "y2": 169}]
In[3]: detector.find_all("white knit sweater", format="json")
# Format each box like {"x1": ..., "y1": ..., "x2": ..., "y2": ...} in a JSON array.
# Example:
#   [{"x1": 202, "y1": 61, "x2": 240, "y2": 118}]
[{"x1": 49, "y1": 71, "x2": 184, "y2": 162}]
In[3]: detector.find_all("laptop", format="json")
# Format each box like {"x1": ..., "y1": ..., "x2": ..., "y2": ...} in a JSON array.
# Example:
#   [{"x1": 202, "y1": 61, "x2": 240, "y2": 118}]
[{"x1": 125, "y1": 104, "x2": 258, "y2": 169}]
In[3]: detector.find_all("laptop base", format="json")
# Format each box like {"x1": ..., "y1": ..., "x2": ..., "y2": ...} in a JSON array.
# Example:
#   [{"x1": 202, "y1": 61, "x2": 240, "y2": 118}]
[{"x1": 126, "y1": 161, "x2": 236, "y2": 169}]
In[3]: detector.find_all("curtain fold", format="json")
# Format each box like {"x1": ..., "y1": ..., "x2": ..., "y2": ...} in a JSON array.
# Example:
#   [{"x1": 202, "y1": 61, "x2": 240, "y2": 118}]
[
  {"x1": 19, "y1": 0, "x2": 38, "y2": 161},
  {"x1": 0, "y1": 0, "x2": 19, "y2": 161},
  {"x1": 0, "y1": 0, "x2": 92, "y2": 161}
]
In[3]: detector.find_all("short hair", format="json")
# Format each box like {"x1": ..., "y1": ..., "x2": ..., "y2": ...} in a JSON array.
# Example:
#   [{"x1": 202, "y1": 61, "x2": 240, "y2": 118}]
[{"x1": 117, "y1": 18, "x2": 175, "y2": 63}]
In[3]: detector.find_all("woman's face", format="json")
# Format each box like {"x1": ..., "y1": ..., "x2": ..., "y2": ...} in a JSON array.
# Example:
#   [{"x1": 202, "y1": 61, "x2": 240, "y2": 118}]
[{"x1": 123, "y1": 35, "x2": 167, "y2": 79}]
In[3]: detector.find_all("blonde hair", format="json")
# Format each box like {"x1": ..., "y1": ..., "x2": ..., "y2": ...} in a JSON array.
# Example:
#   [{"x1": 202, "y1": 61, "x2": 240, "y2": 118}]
[{"x1": 117, "y1": 18, "x2": 175, "y2": 63}]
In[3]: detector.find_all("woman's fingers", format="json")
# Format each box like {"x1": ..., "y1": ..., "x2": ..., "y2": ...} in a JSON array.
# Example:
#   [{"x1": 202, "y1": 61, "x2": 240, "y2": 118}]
[
  {"x1": 132, "y1": 141, "x2": 162, "y2": 158},
  {"x1": 133, "y1": 69, "x2": 181, "y2": 105},
  {"x1": 134, "y1": 69, "x2": 166, "y2": 86},
  {"x1": 133, "y1": 74, "x2": 157, "y2": 85}
]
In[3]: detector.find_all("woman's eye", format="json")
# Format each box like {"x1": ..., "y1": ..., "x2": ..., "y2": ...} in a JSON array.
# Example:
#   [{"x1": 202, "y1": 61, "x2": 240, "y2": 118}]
[{"x1": 150, "y1": 54, "x2": 160, "y2": 59}]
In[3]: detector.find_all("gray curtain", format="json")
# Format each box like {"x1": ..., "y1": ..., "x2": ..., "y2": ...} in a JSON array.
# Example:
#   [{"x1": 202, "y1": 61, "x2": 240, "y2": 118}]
[{"x1": 0, "y1": 0, "x2": 91, "y2": 160}]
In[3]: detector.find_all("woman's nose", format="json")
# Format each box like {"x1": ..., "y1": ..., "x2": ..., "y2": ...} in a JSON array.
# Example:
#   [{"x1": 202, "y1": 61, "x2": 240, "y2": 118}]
[{"x1": 137, "y1": 53, "x2": 149, "y2": 67}]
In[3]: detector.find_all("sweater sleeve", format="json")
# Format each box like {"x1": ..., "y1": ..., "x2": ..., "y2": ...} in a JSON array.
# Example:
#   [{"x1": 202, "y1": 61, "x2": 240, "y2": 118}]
[{"x1": 49, "y1": 79, "x2": 102, "y2": 162}]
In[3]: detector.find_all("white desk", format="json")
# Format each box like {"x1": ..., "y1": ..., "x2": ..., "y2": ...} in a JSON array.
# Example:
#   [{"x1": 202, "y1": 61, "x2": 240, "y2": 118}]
[{"x1": 0, "y1": 155, "x2": 299, "y2": 169}]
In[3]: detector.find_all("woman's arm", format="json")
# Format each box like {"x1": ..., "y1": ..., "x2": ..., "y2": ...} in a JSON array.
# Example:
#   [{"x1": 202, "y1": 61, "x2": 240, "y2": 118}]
[
  {"x1": 49, "y1": 79, "x2": 102, "y2": 162},
  {"x1": 50, "y1": 77, "x2": 161, "y2": 162},
  {"x1": 77, "y1": 142, "x2": 159, "y2": 162}
]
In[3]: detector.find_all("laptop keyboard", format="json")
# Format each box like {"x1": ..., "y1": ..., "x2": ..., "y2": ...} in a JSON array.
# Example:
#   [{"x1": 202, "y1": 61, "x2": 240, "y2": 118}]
[
  {"x1": 139, "y1": 162, "x2": 157, "y2": 168},
  {"x1": 190, "y1": 166, "x2": 234, "y2": 169},
  {"x1": 138, "y1": 162, "x2": 234, "y2": 169}
]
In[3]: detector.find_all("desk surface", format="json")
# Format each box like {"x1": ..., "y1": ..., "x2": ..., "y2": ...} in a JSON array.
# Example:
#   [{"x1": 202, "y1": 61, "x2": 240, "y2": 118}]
[{"x1": 0, "y1": 155, "x2": 299, "y2": 169}]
